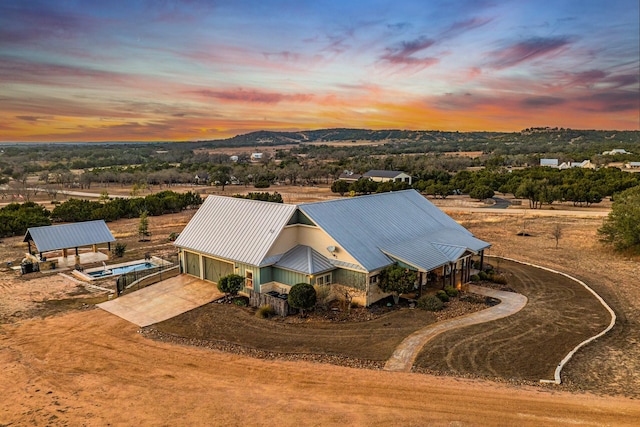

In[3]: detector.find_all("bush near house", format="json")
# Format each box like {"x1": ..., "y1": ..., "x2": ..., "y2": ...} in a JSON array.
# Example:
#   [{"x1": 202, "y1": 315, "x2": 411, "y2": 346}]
[
  {"x1": 417, "y1": 294, "x2": 444, "y2": 312},
  {"x1": 112, "y1": 242, "x2": 127, "y2": 258},
  {"x1": 217, "y1": 274, "x2": 244, "y2": 297},
  {"x1": 255, "y1": 304, "x2": 275, "y2": 318},
  {"x1": 287, "y1": 283, "x2": 317, "y2": 315},
  {"x1": 444, "y1": 285, "x2": 459, "y2": 297},
  {"x1": 436, "y1": 290, "x2": 450, "y2": 302}
]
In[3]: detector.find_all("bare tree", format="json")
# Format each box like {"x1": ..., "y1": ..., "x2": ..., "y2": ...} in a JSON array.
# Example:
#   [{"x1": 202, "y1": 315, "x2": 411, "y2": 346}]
[{"x1": 552, "y1": 223, "x2": 562, "y2": 249}]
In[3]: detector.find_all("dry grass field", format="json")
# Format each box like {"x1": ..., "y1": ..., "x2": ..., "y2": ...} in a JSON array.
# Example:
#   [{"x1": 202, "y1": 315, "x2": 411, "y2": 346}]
[{"x1": 1, "y1": 193, "x2": 639, "y2": 425}]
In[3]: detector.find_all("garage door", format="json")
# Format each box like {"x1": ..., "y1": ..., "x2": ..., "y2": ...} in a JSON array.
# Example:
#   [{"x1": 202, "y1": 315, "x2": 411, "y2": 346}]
[
  {"x1": 203, "y1": 256, "x2": 234, "y2": 283},
  {"x1": 184, "y1": 251, "x2": 200, "y2": 277}
]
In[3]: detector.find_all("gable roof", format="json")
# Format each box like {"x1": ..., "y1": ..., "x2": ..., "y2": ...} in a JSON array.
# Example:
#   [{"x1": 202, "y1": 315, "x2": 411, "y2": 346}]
[
  {"x1": 298, "y1": 190, "x2": 489, "y2": 272},
  {"x1": 24, "y1": 220, "x2": 115, "y2": 253},
  {"x1": 363, "y1": 170, "x2": 407, "y2": 178},
  {"x1": 174, "y1": 196, "x2": 297, "y2": 266},
  {"x1": 540, "y1": 159, "x2": 559, "y2": 166},
  {"x1": 274, "y1": 245, "x2": 334, "y2": 275}
]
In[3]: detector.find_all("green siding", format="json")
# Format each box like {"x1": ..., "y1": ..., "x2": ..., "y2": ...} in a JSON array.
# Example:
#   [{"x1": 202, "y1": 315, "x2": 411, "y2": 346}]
[
  {"x1": 273, "y1": 268, "x2": 309, "y2": 286},
  {"x1": 203, "y1": 256, "x2": 233, "y2": 283},
  {"x1": 260, "y1": 267, "x2": 272, "y2": 284},
  {"x1": 235, "y1": 262, "x2": 261, "y2": 292},
  {"x1": 184, "y1": 251, "x2": 200, "y2": 278},
  {"x1": 333, "y1": 268, "x2": 367, "y2": 290}
]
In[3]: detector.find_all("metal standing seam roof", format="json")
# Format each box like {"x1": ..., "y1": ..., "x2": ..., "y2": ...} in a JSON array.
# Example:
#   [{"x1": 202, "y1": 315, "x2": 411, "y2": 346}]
[
  {"x1": 24, "y1": 220, "x2": 115, "y2": 253},
  {"x1": 298, "y1": 190, "x2": 490, "y2": 272},
  {"x1": 173, "y1": 196, "x2": 297, "y2": 266},
  {"x1": 274, "y1": 245, "x2": 334, "y2": 275}
]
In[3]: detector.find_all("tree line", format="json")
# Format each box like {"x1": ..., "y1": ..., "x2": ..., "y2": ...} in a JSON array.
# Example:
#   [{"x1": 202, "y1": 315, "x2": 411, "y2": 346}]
[
  {"x1": 332, "y1": 166, "x2": 640, "y2": 208},
  {"x1": 0, "y1": 191, "x2": 202, "y2": 238}
]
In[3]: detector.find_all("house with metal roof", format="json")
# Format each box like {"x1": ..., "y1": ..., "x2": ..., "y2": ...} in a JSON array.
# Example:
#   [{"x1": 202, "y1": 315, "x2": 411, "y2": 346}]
[
  {"x1": 174, "y1": 190, "x2": 489, "y2": 306},
  {"x1": 362, "y1": 170, "x2": 412, "y2": 185},
  {"x1": 540, "y1": 159, "x2": 559, "y2": 167}
]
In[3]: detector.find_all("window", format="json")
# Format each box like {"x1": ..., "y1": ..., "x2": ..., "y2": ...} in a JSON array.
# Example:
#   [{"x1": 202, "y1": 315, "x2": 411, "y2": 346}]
[
  {"x1": 369, "y1": 275, "x2": 378, "y2": 284},
  {"x1": 316, "y1": 273, "x2": 332, "y2": 286},
  {"x1": 245, "y1": 270, "x2": 253, "y2": 289}
]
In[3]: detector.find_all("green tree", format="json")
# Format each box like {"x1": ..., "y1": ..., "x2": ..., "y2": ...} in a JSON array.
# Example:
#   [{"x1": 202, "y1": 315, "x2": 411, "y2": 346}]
[
  {"x1": 217, "y1": 274, "x2": 245, "y2": 296},
  {"x1": 378, "y1": 265, "x2": 417, "y2": 303},
  {"x1": 331, "y1": 180, "x2": 350, "y2": 196},
  {"x1": 598, "y1": 186, "x2": 640, "y2": 251},
  {"x1": 138, "y1": 211, "x2": 150, "y2": 241},
  {"x1": 287, "y1": 283, "x2": 317, "y2": 315},
  {"x1": 469, "y1": 185, "x2": 495, "y2": 200}
]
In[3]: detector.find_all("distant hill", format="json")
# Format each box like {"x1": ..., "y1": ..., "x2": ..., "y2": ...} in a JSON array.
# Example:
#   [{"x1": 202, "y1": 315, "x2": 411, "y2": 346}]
[
  {"x1": 199, "y1": 127, "x2": 639, "y2": 155},
  {"x1": 200, "y1": 128, "x2": 503, "y2": 147}
]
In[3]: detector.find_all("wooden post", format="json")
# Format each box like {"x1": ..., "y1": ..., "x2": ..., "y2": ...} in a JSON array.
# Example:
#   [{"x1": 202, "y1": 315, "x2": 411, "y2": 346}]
[{"x1": 479, "y1": 250, "x2": 484, "y2": 271}]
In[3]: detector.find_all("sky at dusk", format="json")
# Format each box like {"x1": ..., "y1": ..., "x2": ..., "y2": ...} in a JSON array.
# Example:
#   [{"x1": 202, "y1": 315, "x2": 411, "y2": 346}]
[{"x1": 1, "y1": 0, "x2": 639, "y2": 142}]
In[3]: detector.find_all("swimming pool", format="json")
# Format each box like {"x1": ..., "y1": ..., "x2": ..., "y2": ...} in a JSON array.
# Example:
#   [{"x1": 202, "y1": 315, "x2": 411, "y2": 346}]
[{"x1": 88, "y1": 262, "x2": 156, "y2": 278}]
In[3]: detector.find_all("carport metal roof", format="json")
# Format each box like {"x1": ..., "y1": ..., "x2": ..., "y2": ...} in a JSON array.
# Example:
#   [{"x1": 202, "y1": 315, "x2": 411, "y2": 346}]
[{"x1": 24, "y1": 220, "x2": 115, "y2": 252}]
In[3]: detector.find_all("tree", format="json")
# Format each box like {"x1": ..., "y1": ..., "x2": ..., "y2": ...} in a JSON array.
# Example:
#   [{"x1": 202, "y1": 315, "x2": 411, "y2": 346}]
[
  {"x1": 378, "y1": 265, "x2": 417, "y2": 303},
  {"x1": 287, "y1": 283, "x2": 317, "y2": 315},
  {"x1": 138, "y1": 211, "x2": 151, "y2": 241},
  {"x1": 469, "y1": 185, "x2": 494, "y2": 201},
  {"x1": 331, "y1": 180, "x2": 350, "y2": 196},
  {"x1": 217, "y1": 274, "x2": 244, "y2": 297},
  {"x1": 599, "y1": 186, "x2": 640, "y2": 251}
]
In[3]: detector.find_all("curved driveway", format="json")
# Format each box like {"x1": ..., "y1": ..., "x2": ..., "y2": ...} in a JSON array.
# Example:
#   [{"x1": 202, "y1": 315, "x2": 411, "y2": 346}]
[{"x1": 384, "y1": 285, "x2": 527, "y2": 372}]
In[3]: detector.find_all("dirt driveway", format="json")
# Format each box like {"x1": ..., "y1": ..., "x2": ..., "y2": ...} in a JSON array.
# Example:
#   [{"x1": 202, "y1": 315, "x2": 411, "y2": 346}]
[
  {"x1": 415, "y1": 259, "x2": 611, "y2": 381},
  {"x1": 2, "y1": 310, "x2": 639, "y2": 427}
]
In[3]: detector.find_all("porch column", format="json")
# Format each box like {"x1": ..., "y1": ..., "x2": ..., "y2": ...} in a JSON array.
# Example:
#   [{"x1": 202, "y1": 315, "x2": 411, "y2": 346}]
[
  {"x1": 479, "y1": 250, "x2": 484, "y2": 271},
  {"x1": 75, "y1": 247, "x2": 79, "y2": 256},
  {"x1": 92, "y1": 244, "x2": 98, "y2": 253},
  {"x1": 63, "y1": 248, "x2": 68, "y2": 257}
]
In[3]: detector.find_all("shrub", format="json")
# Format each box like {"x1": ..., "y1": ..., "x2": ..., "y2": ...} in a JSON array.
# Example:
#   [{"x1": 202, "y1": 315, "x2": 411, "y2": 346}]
[
  {"x1": 436, "y1": 290, "x2": 449, "y2": 302},
  {"x1": 490, "y1": 274, "x2": 508, "y2": 285},
  {"x1": 233, "y1": 298, "x2": 247, "y2": 307},
  {"x1": 288, "y1": 283, "x2": 317, "y2": 315},
  {"x1": 113, "y1": 242, "x2": 126, "y2": 258},
  {"x1": 254, "y1": 179, "x2": 270, "y2": 188},
  {"x1": 313, "y1": 284, "x2": 332, "y2": 309},
  {"x1": 470, "y1": 274, "x2": 480, "y2": 282},
  {"x1": 478, "y1": 271, "x2": 488, "y2": 280},
  {"x1": 217, "y1": 274, "x2": 244, "y2": 296},
  {"x1": 485, "y1": 269, "x2": 495, "y2": 276},
  {"x1": 255, "y1": 304, "x2": 275, "y2": 318},
  {"x1": 417, "y1": 294, "x2": 444, "y2": 311},
  {"x1": 444, "y1": 285, "x2": 459, "y2": 297}
]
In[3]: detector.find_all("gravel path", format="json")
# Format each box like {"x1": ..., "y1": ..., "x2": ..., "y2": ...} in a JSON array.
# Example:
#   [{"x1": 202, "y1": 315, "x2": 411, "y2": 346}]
[{"x1": 384, "y1": 285, "x2": 527, "y2": 372}]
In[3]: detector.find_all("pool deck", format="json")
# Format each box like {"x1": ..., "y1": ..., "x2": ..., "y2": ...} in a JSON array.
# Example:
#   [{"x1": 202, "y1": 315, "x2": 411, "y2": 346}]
[{"x1": 97, "y1": 274, "x2": 223, "y2": 327}]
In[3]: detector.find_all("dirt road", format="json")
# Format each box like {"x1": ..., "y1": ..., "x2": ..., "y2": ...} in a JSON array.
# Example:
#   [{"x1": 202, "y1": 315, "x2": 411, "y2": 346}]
[{"x1": 2, "y1": 309, "x2": 639, "y2": 426}]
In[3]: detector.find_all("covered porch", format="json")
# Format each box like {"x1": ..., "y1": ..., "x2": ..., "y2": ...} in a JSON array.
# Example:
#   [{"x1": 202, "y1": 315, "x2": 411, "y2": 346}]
[{"x1": 22, "y1": 220, "x2": 116, "y2": 273}]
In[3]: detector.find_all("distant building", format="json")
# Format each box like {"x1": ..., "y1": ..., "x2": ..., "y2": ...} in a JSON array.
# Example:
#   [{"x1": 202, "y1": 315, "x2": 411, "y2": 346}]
[
  {"x1": 337, "y1": 170, "x2": 362, "y2": 182},
  {"x1": 540, "y1": 159, "x2": 559, "y2": 167},
  {"x1": 251, "y1": 153, "x2": 263, "y2": 161},
  {"x1": 625, "y1": 162, "x2": 640, "y2": 169},
  {"x1": 603, "y1": 149, "x2": 631, "y2": 155},
  {"x1": 230, "y1": 155, "x2": 239, "y2": 162},
  {"x1": 559, "y1": 160, "x2": 596, "y2": 170},
  {"x1": 362, "y1": 170, "x2": 412, "y2": 185}
]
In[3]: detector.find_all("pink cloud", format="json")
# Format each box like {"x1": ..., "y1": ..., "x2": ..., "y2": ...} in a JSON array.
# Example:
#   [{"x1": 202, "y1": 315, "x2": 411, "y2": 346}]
[
  {"x1": 192, "y1": 88, "x2": 314, "y2": 104},
  {"x1": 488, "y1": 36, "x2": 573, "y2": 69}
]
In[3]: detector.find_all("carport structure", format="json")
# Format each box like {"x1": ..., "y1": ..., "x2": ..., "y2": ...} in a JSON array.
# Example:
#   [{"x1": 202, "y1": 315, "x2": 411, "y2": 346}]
[{"x1": 23, "y1": 220, "x2": 116, "y2": 267}]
